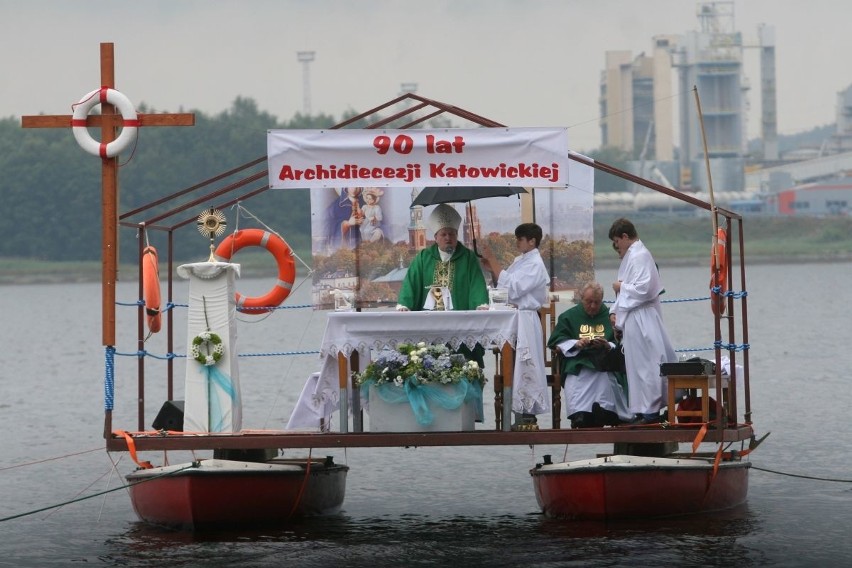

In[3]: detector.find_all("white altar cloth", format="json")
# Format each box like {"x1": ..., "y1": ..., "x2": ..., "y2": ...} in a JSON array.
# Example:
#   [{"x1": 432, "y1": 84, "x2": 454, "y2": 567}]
[
  {"x1": 319, "y1": 310, "x2": 519, "y2": 359},
  {"x1": 291, "y1": 310, "x2": 519, "y2": 432}
]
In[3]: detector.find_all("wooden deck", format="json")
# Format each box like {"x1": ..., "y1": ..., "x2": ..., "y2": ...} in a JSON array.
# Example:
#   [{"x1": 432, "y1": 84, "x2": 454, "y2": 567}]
[{"x1": 106, "y1": 424, "x2": 755, "y2": 452}]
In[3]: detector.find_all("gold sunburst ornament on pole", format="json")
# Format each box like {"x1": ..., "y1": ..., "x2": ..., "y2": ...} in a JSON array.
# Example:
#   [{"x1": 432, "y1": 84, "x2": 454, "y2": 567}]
[{"x1": 196, "y1": 208, "x2": 227, "y2": 261}]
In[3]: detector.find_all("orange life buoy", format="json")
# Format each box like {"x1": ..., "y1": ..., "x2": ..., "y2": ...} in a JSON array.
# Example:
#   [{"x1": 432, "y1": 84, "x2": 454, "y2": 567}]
[
  {"x1": 142, "y1": 246, "x2": 162, "y2": 333},
  {"x1": 710, "y1": 228, "x2": 728, "y2": 316},
  {"x1": 214, "y1": 229, "x2": 296, "y2": 314}
]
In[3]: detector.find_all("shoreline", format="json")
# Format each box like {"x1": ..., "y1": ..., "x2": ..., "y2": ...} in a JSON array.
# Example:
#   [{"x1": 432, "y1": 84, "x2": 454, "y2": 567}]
[
  {"x1": 594, "y1": 251, "x2": 852, "y2": 269},
  {"x1": 3, "y1": 252, "x2": 850, "y2": 285}
]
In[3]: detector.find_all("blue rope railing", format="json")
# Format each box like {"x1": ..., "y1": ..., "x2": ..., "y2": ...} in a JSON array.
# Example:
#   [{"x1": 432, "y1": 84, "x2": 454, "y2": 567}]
[
  {"x1": 675, "y1": 344, "x2": 748, "y2": 354},
  {"x1": 604, "y1": 296, "x2": 712, "y2": 304},
  {"x1": 111, "y1": 349, "x2": 320, "y2": 360},
  {"x1": 713, "y1": 341, "x2": 750, "y2": 352},
  {"x1": 238, "y1": 350, "x2": 322, "y2": 357},
  {"x1": 710, "y1": 285, "x2": 748, "y2": 300},
  {"x1": 605, "y1": 291, "x2": 747, "y2": 305},
  {"x1": 104, "y1": 346, "x2": 115, "y2": 411},
  {"x1": 117, "y1": 299, "x2": 314, "y2": 312},
  {"x1": 662, "y1": 296, "x2": 710, "y2": 303},
  {"x1": 111, "y1": 292, "x2": 747, "y2": 363},
  {"x1": 236, "y1": 303, "x2": 315, "y2": 311}
]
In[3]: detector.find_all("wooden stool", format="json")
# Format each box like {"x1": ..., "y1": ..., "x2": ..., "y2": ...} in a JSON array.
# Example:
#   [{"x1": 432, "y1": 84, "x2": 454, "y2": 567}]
[{"x1": 666, "y1": 374, "x2": 710, "y2": 424}]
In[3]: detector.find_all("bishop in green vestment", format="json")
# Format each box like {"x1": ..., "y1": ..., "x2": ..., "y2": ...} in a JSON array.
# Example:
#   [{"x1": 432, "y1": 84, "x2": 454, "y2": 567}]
[{"x1": 396, "y1": 204, "x2": 489, "y2": 365}]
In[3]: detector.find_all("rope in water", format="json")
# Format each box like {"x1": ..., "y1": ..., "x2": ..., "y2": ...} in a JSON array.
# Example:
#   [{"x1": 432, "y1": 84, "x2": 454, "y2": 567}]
[
  {"x1": 0, "y1": 463, "x2": 196, "y2": 523},
  {"x1": 0, "y1": 447, "x2": 103, "y2": 472},
  {"x1": 751, "y1": 465, "x2": 852, "y2": 483}
]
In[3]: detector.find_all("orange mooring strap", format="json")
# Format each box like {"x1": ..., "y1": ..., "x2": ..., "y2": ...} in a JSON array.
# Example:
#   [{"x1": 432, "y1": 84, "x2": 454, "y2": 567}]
[
  {"x1": 691, "y1": 423, "x2": 709, "y2": 456},
  {"x1": 114, "y1": 430, "x2": 153, "y2": 469},
  {"x1": 711, "y1": 444, "x2": 724, "y2": 483}
]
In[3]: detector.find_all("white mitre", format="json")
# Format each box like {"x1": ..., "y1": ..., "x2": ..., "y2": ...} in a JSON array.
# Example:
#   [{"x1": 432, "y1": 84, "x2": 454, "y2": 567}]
[{"x1": 427, "y1": 204, "x2": 462, "y2": 236}]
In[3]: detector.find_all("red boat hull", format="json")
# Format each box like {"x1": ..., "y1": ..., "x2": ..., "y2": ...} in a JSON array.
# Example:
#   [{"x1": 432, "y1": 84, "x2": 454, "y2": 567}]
[
  {"x1": 530, "y1": 455, "x2": 749, "y2": 520},
  {"x1": 126, "y1": 458, "x2": 348, "y2": 530}
]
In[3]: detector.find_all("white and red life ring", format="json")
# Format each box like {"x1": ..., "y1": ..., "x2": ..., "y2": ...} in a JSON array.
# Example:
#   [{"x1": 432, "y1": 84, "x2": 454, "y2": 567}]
[{"x1": 71, "y1": 87, "x2": 139, "y2": 158}]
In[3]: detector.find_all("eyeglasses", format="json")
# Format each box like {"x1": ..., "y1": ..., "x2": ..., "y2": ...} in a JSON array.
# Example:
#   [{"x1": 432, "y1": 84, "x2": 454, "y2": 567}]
[{"x1": 611, "y1": 240, "x2": 619, "y2": 251}]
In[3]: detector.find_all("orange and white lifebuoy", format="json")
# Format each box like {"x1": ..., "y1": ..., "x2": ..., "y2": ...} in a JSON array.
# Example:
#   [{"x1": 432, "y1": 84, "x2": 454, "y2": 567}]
[
  {"x1": 214, "y1": 229, "x2": 296, "y2": 314},
  {"x1": 710, "y1": 228, "x2": 728, "y2": 316},
  {"x1": 142, "y1": 246, "x2": 162, "y2": 333},
  {"x1": 71, "y1": 87, "x2": 139, "y2": 158}
]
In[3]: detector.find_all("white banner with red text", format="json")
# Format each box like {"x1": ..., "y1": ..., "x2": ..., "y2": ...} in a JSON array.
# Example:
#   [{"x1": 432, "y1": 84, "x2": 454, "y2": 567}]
[{"x1": 267, "y1": 127, "x2": 570, "y2": 189}]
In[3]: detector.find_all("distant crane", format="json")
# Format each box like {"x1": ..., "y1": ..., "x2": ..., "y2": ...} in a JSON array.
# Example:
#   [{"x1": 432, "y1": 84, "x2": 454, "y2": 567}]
[{"x1": 650, "y1": 165, "x2": 676, "y2": 189}]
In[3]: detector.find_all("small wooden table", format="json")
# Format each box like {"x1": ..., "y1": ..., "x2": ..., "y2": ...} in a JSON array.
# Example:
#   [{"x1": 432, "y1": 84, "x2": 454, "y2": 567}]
[{"x1": 667, "y1": 374, "x2": 713, "y2": 424}]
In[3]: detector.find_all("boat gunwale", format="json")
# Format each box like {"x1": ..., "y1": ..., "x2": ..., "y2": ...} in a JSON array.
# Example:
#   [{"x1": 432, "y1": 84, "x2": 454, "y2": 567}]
[
  {"x1": 125, "y1": 459, "x2": 350, "y2": 480},
  {"x1": 530, "y1": 455, "x2": 753, "y2": 476}
]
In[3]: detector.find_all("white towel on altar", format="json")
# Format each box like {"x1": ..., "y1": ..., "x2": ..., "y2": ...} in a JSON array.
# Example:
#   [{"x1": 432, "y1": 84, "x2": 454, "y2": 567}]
[
  {"x1": 422, "y1": 287, "x2": 453, "y2": 311},
  {"x1": 285, "y1": 371, "x2": 339, "y2": 431}
]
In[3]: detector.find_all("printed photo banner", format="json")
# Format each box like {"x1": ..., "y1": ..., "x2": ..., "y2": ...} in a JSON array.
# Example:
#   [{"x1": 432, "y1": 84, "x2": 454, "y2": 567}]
[
  {"x1": 267, "y1": 127, "x2": 569, "y2": 189},
  {"x1": 306, "y1": 153, "x2": 594, "y2": 309}
]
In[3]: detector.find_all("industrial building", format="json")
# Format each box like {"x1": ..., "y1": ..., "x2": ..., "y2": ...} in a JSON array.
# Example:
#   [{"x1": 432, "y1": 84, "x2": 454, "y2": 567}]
[
  {"x1": 599, "y1": 1, "x2": 777, "y2": 194},
  {"x1": 597, "y1": 1, "x2": 852, "y2": 217}
]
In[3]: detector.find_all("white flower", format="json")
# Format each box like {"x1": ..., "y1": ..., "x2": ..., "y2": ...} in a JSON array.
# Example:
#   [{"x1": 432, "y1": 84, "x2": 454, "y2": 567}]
[
  {"x1": 191, "y1": 330, "x2": 224, "y2": 366},
  {"x1": 394, "y1": 376, "x2": 403, "y2": 386}
]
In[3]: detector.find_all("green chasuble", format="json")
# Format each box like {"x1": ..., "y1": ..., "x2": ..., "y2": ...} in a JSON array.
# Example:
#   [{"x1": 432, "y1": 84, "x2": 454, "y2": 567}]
[
  {"x1": 397, "y1": 243, "x2": 488, "y2": 365},
  {"x1": 547, "y1": 303, "x2": 627, "y2": 393},
  {"x1": 397, "y1": 243, "x2": 488, "y2": 311}
]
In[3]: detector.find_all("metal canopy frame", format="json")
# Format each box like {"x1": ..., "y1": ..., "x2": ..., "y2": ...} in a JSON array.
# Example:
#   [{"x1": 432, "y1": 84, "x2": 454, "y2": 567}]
[{"x1": 110, "y1": 93, "x2": 752, "y2": 451}]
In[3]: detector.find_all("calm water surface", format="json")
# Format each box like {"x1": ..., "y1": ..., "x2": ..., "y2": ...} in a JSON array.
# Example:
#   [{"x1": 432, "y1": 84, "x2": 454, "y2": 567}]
[{"x1": 1, "y1": 261, "x2": 851, "y2": 567}]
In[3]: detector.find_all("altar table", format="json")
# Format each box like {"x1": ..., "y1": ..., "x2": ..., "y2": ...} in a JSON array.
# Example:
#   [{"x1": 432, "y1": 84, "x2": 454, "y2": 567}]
[{"x1": 318, "y1": 310, "x2": 519, "y2": 432}]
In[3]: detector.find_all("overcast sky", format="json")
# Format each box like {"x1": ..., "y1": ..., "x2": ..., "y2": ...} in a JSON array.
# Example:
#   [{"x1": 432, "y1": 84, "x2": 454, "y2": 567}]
[{"x1": 3, "y1": 0, "x2": 848, "y2": 151}]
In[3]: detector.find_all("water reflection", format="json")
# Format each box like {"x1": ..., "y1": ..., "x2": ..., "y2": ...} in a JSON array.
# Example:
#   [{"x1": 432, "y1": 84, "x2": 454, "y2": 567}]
[{"x1": 109, "y1": 505, "x2": 766, "y2": 567}]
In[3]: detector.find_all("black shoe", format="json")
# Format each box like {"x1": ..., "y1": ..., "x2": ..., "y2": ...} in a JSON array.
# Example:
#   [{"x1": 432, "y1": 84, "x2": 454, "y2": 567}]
[
  {"x1": 591, "y1": 402, "x2": 621, "y2": 427},
  {"x1": 569, "y1": 411, "x2": 594, "y2": 429}
]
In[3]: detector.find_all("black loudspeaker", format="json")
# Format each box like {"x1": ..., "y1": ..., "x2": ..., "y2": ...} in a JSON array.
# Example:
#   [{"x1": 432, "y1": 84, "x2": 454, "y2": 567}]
[{"x1": 152, "y1": 400, "x2": 184, "y2": 431}]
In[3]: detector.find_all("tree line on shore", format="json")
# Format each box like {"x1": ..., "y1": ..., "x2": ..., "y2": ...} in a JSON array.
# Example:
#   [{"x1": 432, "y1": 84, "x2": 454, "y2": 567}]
[
  {"x1": 3, "y1": 96, "x2": 849, "y2": 267},
  {"x1": 1, "y1": 98, "x2": 345, "y2": 263}
]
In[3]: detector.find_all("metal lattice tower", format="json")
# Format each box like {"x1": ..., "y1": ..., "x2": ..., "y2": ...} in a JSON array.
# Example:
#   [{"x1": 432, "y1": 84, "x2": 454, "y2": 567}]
[{"x1": 296, "y1": 51, "x2": 315, "y2": 115}]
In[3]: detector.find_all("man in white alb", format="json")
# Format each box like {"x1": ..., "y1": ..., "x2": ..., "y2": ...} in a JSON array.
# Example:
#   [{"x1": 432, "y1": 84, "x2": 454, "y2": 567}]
[
  {"x1": 609, "y1": 218, "x2": 677, "y2": 424},
  {"x1": 481, "y1": 222, "x2": 550, "y2": 429}
]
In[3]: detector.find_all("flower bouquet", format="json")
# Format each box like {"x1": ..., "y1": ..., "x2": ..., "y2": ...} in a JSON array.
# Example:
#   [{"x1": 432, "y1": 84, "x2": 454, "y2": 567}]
[
  {"x1": 355, "y1": 342, "x2": 486, "y2": 430},
  {"x1": 355, "y1": 342, "x2": 486, "y2": 388}
]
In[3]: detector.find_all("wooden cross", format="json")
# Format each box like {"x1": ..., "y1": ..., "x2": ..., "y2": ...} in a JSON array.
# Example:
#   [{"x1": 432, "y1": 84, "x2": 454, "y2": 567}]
[{"x1": 22, "y1": 43, "x2": 195, "y2": 346}]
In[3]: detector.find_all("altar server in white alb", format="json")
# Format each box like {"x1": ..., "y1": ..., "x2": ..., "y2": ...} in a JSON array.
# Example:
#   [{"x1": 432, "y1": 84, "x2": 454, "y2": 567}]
[
  {"x1": 480, "y1": 222, "x2": 551, "y2": 428},
  {"x1": 608, "y1": 217, "x2": 677, "y2": 424}
]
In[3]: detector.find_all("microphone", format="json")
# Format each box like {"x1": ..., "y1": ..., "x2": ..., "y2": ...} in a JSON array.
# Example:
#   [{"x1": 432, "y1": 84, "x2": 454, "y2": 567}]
[{"x1": 444, "y1": 246, "x2": 455, "y2": 255}]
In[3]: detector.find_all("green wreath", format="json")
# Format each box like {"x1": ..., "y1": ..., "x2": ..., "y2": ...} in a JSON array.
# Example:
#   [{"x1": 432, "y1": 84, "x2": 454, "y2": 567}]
[{"x1": 191, "y1": 331, "x2": 224, "y2": 366}]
